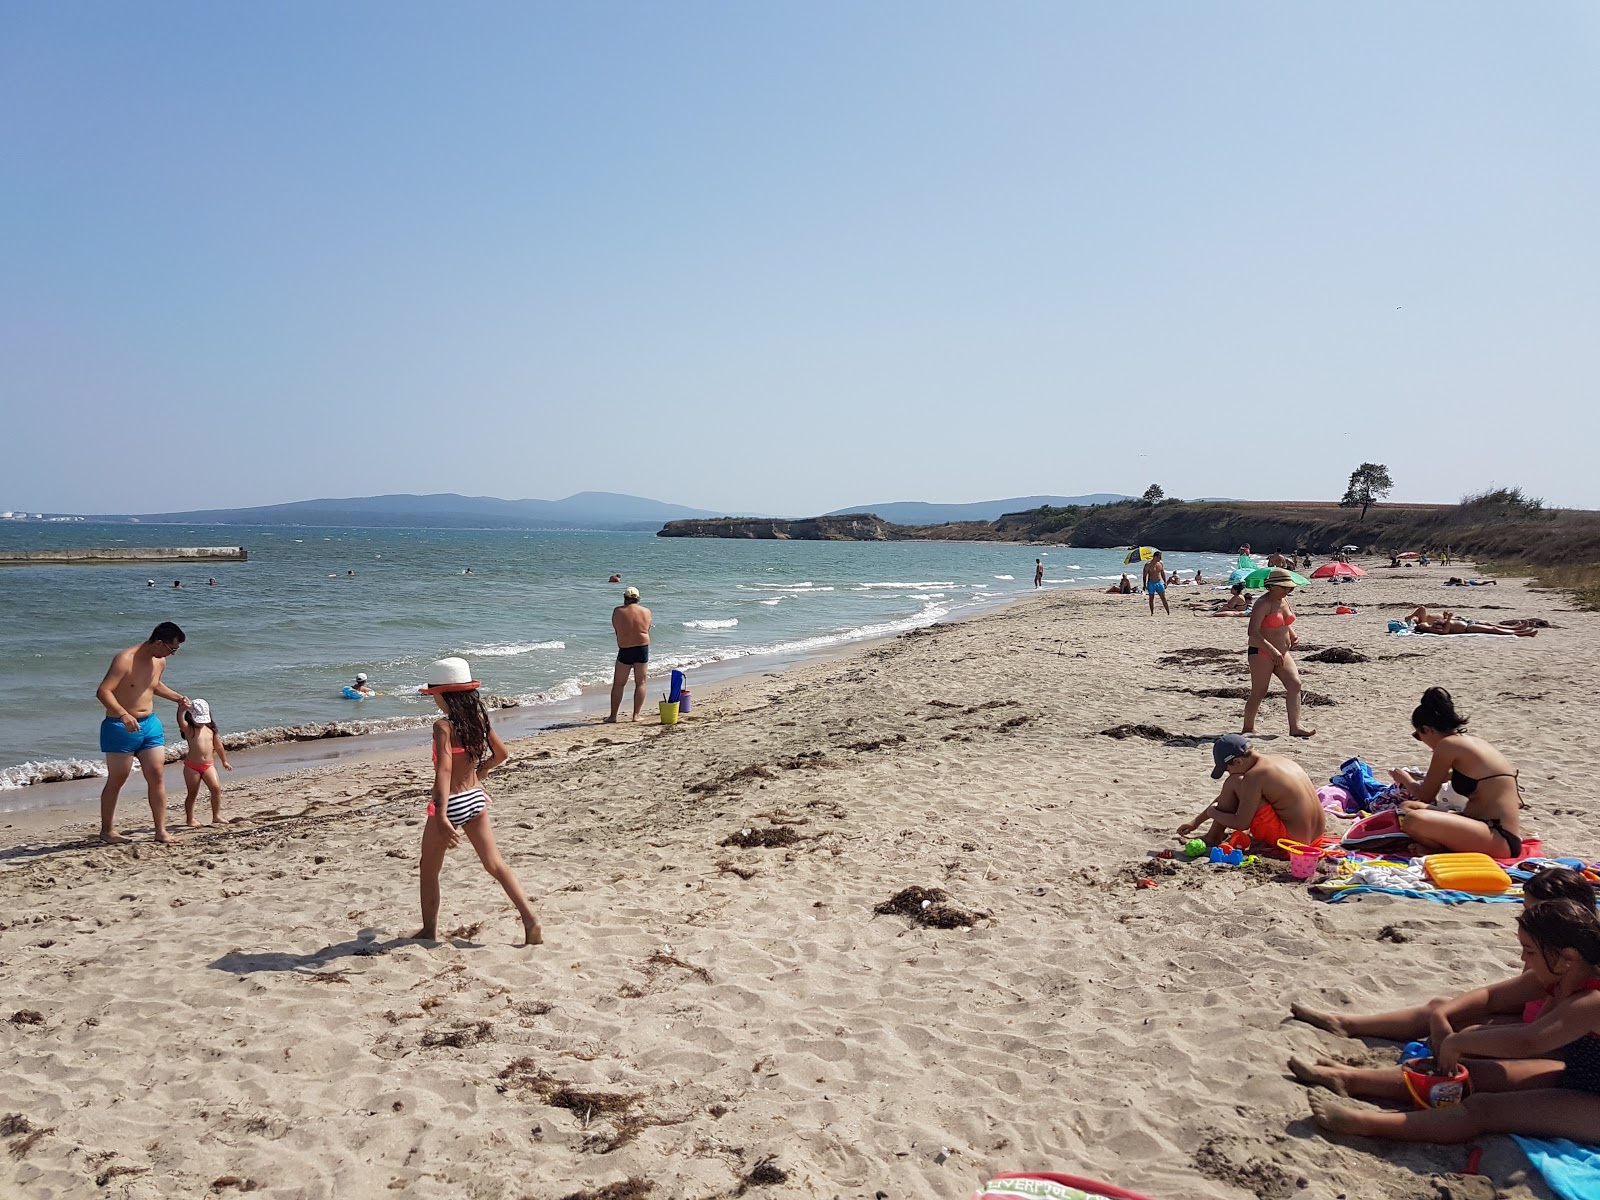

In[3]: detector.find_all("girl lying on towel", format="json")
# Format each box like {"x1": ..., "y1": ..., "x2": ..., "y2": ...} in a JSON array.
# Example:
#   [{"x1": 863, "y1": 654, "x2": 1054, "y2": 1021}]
[
  {"x1": 1290, "y1": 866, "x2": 1595, "y2": 1041},
  {"x1": 1292, "y1": 897, "x2": 1600, "y2": 1143}
]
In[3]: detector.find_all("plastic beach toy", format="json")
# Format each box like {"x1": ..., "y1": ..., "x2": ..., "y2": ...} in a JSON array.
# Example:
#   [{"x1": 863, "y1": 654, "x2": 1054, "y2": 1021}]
[
  {"x1": 658, "y1": 700, "x2": 680, "y2": 725},
  {"x1": 973, "y1": 1172, "x2": 1155, "y2": 1200},
  {"x1": 1424, "y1": 852, "x2": 1512, "y2": 895},
  {"x1": 1279, "y1": 836, "x2": 1344, "y2": 880},
  {"x1": 1184, "y1": 839, "x2": 1207, "y2": 858},
  {"x1": 1402, "y1": 1056, "x2": 1471, "y2": 1109}
]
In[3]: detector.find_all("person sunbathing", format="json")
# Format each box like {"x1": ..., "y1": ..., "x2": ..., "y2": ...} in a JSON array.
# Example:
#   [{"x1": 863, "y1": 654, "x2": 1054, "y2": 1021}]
[
  {"x1": 1104, "y1": 574, "x2": 1135, "y2": 595},
  {"x1": 1444, "y1": 577, "x2": 1497, "y2": 587},
  {"x1": 1407, "y1": 606, "x2": 1535, "y2": 636},
  {"x1": 1294, "y1": 899, "x2": 1600, "y2": 1144},
  {"x1": 1290, "y1": 866, "x2": 1595, "y2": 1041},
  {"x1": 1390, "y1": 687, "x2": 1526, "y2": 858},
  {"x1": 1213, "y1": 583, "x2": 1252, "y2": 613}
]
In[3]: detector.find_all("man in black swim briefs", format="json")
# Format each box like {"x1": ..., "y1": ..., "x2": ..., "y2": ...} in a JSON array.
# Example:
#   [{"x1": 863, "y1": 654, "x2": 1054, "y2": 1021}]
[{"x1": 606, "y1": 586, "x2": 653, "y2": 723}]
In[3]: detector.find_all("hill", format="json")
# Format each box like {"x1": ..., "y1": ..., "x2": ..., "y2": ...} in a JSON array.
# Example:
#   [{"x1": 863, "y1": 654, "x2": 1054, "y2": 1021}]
[{"x1": 101, "y1": 492, "x2": 734, "y2": 531}]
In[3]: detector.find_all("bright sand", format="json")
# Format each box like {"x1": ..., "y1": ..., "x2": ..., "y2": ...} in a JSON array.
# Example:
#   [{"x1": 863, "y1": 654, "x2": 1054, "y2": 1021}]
[{"x1": 3, "y1": 563, "x2": 1594, "y2": 1199}]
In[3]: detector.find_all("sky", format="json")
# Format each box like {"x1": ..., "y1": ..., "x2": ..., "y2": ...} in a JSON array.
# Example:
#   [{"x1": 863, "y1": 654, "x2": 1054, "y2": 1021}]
[{"x1": 3, "y1": 2, "x2": 1598, "y2": 516}]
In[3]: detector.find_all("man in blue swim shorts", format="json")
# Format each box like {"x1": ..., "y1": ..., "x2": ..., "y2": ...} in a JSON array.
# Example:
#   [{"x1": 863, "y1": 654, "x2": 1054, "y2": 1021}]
[
  {"x1": 1143, "y1": 551, "x2": 1171, "y2": 616},
  {"x1": 605, "y1": 586, "x2": 653, "y2": 723},
  {"x1": 95, "y1": 622, "x2": 190, "y2": 844}
]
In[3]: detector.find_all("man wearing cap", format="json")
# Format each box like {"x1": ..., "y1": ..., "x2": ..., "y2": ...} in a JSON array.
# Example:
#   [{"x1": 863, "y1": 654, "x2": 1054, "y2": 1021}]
[
  {"x1": 95, "y1": 621, "x2": 191, "y2": 844},
  {"x1": 606, "y1": 586, "x2": 652, "y2": 723},
  {"x1": 1177, "y1": 734, "x2": 1325, "y2": 852}
]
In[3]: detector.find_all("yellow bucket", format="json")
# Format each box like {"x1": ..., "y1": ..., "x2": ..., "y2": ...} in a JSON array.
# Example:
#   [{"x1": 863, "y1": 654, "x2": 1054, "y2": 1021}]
[{"x1": 658, "y1": 701, "x2": 680, "y2": 725}]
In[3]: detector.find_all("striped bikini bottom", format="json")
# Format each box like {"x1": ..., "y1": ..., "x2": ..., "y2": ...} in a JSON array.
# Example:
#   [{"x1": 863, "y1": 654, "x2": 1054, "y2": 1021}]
[{"x1": 429, "y1": 788, "x2": 489, "y2": 825}]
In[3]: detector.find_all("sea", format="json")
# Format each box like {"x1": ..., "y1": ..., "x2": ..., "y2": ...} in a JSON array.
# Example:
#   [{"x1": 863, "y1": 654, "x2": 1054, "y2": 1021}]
[{"x1": 0, "y1": 522, "x2": 1241, "y2": 803}]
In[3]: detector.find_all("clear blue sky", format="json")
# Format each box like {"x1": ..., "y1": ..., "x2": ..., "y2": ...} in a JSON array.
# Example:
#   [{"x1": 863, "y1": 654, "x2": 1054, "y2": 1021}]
[{"x1": 4, "y1": 2, "x2": 1597, "y2": 515}]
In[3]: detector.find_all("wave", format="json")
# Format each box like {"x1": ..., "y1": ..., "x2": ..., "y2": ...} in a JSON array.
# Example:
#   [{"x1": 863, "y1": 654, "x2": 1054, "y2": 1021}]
[
  {"x1": 757, "y1": 598, "x2": 781, "y2": 606},
  {"x1": 461, "y1": 640, "x2": 566, "y2": 657},
  {"x1": 908, "y1": 593, "x2": 946, "y2": 601},
  {"x1": 738, "y1": 582, "x2": 832, "y2": 592},
  {"x1": 994, "y1": 575, "x2": 1015, "y2": 580},
  {"x1": 0, "y1": 758, "x2": 107, "y2": 790},
  {"x1": 502, "y1": 678, "x2": 583, "y2": 707},
  {"x1": 854, "y1": 581, "x2": 955, "y2": 590},
  {"x1": 682, "y1": 619, "x2": 738, "y2": 630}
]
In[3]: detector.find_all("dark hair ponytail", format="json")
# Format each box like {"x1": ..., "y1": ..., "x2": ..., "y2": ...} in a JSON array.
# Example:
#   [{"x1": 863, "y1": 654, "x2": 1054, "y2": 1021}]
[
  {"x1": 1520, "y1": 898, "x2": 1600, "y2": 969},
  {"x1": 440, "y1": 690, "x2": 493, "y2": 766},
  {"x1": 1412, "y1": 687, "x2": 1467, "y2": 734}
]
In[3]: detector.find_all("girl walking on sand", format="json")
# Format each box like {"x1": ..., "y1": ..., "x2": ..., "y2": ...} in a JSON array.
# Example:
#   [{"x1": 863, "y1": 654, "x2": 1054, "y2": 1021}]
[
  {"x1": 417, "y1": 657, "x2": 542, "y2": 946},
  {"x1": 177, "y1": 698, "x2": 231, "y2": 826}
]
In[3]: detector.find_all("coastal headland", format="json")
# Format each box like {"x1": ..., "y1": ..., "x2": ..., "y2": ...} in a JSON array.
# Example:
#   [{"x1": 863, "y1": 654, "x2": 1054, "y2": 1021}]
[{"x1": 2, "y1": 560, "x2": 1592, "y2": 1197}]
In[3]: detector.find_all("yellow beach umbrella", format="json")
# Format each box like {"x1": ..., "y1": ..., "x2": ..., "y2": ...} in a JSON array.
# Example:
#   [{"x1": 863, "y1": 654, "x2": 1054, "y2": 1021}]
[{"x1": 1124, "y1": 547, "x2": 1158, "y2": 564}]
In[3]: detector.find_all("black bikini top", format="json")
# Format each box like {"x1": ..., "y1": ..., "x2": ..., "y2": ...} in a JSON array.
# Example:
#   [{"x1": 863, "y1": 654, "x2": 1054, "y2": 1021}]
[{"x1": 1451, "y1": 767, "x2": 1519, "y2": 799}]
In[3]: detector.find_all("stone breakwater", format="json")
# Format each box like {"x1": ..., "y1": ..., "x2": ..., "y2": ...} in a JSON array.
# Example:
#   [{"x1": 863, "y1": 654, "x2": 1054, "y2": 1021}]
[{"x1": 0, "y1": 546, "x2": 248, "y2": 565}]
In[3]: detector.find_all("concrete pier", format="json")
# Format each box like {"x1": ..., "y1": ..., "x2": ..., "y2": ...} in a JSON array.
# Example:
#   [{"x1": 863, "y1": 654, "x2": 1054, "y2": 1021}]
[{"x1": 0, "y1": 547, "x2": 248, "y2": 565}]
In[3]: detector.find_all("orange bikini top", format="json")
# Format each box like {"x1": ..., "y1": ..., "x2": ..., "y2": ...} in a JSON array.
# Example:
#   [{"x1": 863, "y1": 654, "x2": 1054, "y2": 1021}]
[{"x1": 1260, "y1": 611, "x2": 1296, "y2": 629}]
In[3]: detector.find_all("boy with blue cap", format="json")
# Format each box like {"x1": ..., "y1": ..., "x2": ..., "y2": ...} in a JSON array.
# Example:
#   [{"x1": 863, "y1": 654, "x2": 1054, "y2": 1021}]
[{"x1": 1177, "y1": 733, "x2": 1326, "y2": 852}]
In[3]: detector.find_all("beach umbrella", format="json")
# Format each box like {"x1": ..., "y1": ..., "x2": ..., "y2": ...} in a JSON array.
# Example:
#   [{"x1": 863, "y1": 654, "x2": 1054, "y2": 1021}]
[
  {"x1": 1341, "y1": 544, "x2": 1360, "y2": 552},
  {"x1": 1124, "y1": 547, "x2": 1158, "y2": 564},
  {"x1": 1242, "y1": 567, "x2": 1312, "y2": 588},
  {"x1": 1310, "y1": 562, "x2": 1368, "y2": 580},
  {"x1": 1227, "y1": 567, "x2": 1253, "y2": 585},
  {"x1": 1397, "y1": 551, "x2": 1420, "y2": 559}
]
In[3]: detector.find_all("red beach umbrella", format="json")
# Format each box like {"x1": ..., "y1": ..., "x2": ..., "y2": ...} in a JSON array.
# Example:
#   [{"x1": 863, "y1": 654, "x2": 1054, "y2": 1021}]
[{"x1": 1310, "y1": 562, "x2": 1368, "y2": 579}]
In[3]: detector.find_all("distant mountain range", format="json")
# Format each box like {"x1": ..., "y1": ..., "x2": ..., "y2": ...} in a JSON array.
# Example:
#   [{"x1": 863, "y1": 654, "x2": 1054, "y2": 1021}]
[
  {"x1": 825, "y1": 495, "x2": 1133, "y2": 524},
  {"x1": 73, "y1": 490, "x2": 1157, "y2": 530},
  {"x1": 105, "y1": 492, "x2": 734, "y2": 531}
]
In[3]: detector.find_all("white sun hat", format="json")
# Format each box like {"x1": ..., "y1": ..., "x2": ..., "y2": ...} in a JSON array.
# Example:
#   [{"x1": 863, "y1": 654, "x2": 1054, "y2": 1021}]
[
  {"x1": 420, "y1": 657, "x2": 479, "y2": 694},
  {"x1": 187, "y1": 698, "x2": 212, "y2": 724},
  {"x1": 355, "y1": 672, "x2": 368, "y2": 683}
]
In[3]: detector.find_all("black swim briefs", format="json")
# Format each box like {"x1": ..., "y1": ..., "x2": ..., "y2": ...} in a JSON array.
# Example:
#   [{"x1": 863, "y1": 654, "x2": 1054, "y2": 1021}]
[{"x1": 617, "y1": 645, "x2": 649, "y2": 666}]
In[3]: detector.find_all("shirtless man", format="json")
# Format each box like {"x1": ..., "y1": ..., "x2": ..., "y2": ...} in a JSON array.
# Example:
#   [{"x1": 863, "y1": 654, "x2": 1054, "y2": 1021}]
[
  {"x1": 1034, "y1": 559, "x2": 1044, "y2": 588},
  {"x1": 1178, "y1": 734, "x2": 1326, "y2": 851},
  {"x1": 605, "y1": 586, "x2": 653, "y2": 723},
  {"x1": 1407, "y1": 607, "x2": 1536, "y2": 637},
  {"x1": 1143, "y1": 552, "x2": 1170, "y2": 615},
  {"x1": 96, "y1": 622, "x2": 190, "y2": 843}
]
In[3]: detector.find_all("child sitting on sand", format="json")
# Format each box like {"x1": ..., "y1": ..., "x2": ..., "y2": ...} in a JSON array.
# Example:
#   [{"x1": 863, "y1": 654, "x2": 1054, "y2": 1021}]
[
  {"x1": 1290, "y1": 866, "x2": 1595, "y2": 1042},
  {"x1": 1293, "y1": 897, "x2": 1600, "y2": 1143},
  {"x1": 417, "y1": 657, "x2": 542, "y2": 947},
  {"x1": 177, "y1": 699, "x2": 232, "y2": 826}
]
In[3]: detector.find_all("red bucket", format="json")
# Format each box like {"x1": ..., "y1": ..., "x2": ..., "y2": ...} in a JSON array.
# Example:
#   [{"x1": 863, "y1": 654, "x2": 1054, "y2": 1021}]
[{"x1": 1402, "y1": 1058, "x2": 1470, "y2": 1108}]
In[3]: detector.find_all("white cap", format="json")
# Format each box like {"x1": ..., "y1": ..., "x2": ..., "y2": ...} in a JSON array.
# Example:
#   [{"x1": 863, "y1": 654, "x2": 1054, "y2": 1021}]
[
  {"x1": 356, "y1": 673, "x2": 368, "y2": 683},
  {"x1": 188, "y1": 698, "x2": 212, "y2": 725}
]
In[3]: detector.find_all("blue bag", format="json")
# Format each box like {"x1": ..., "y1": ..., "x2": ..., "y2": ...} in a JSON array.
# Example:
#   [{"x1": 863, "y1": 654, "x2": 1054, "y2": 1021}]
[
  {"x1": 669, "y1": 669, "x2": 685, "y2": 703},
  {"x1": 1332, "y1": 757, "x2": 1383, "y2": 806}
]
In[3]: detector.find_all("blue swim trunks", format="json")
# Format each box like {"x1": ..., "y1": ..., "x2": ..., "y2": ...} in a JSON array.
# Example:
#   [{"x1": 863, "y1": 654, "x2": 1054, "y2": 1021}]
[
  {"x1": 1148, "y1": 581, "x2": 1166, "y2": 594},
  {"x1": 100, "y1": 713, "x2": 165, "y2": 755}
]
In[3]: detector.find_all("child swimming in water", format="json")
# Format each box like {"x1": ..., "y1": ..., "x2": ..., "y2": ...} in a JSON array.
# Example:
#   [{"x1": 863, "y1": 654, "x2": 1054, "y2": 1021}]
[
  {"x1": 1290, "y1": 866, "x2": 1595, "y2": 1042},
  {"x1": 177, "y1": 698, "x2": 232, "y2": 826},
  {"x1": 417, "y1": 657, "x2": 542, "y2": 947},
  {"x1": 1293, "y1": 896, "x2": 1600, "y2": 1143}
]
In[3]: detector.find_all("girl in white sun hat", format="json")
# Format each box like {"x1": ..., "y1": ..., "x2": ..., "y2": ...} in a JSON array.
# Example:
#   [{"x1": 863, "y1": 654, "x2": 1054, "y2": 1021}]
[{"x1": 417, "y1": 657, "x2": 542, "y2": 946}]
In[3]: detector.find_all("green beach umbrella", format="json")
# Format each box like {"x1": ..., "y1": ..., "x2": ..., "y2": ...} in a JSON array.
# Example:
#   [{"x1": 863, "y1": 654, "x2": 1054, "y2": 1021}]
[{"x1": 1242, "y1": 567, "x2": 1312, "y2": 589}]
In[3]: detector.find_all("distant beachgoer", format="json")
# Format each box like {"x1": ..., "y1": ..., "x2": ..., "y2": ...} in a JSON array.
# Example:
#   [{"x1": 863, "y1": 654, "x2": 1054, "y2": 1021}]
[
  {"x1": 1445, "y1": 577, "x2": 1498, "y2": 587},
  {"x1": 1167, "y1": 569, "x2": 1181, "y2": 586},
  {"x1": 1267, "y1": 550, "x2": 1292, "y2": 569},
  {"x1": 1301, "y1": 553, "x2": 1313, "y2": 569},
  {"x1": 1389, "y1": 687, "x2": 1525, "y2": 857},
  {"x1": 1118, "y1": 574, "x2": 1133, "y2": 594},
  {"x1": 173, "y1": 580, "x2": 182, "y2": 589},
  {"x1": 606, "y1": 586, "x2": 652, "y2": 723},
  {"x1": 208, "y1": 578, "x2": 216, "y2": 586},
  {"x1": 416, "y1": 658, "x2": 541, "y2": 946},
  {"x1": 1194, "y1": 568, "x2": 1205, "y2": 585},
  {"x1": 1242, "y1": 567, "x2": 1314, "y2": 738},
  {"x1": 177, "y1": 698, "x2": 231, "y2": 827},
  {"x1": 1214, "y1": 583, "x2": 1251, "y2": 613},
  {"x1": 464, "y1": 568, "x2": 473, "y2": 575},
  {"x1": 96, "y1": 622, "x2": 190, "y2": 844},
  {"x1": 347, "y1": 570, "x2": 355, "y2": 576},
  {"x1": 147, "y1": 579, "x2": 155, "y2": 588},
  {"x1": 1143, "y1": 552, "x2": 1170, "y2": 616},
  {"x1": 1407, "y1": 607, "x2": 1535, "y2": 636},
  {"x1": 350, "y1": 672, "x2": 376, "y2": 697},
  {"x1": 1295, "y1": 899, "x2": 1600, "y2": 1145},
  {"x1": 1178, "y1": 733, "x2": 1325, "y2": 851},
  {"x1": 608, "y1": 574, "x2": 621, "y2": 583},
  {"x1": 1034, "y1": 559, "x2": 1044, "y2": 588},
  {"x1": 1289, "y1": 865, "x2": 1595, "y2": 1041}
]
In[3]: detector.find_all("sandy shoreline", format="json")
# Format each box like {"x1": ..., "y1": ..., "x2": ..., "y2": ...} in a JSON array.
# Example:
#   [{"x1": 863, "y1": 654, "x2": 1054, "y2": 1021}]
[{"x1": 3, "y1": 561, "x2": 1595, "y2": 1198}]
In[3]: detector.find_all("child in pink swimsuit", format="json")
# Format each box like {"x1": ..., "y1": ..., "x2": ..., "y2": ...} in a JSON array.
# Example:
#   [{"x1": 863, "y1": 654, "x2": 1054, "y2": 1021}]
[
  {"x1": 417, "y1": 657, "x2": 542, "y2": 947},
  {"x1": 177, "y1": 698, "x2": 231, "y2": 826}
]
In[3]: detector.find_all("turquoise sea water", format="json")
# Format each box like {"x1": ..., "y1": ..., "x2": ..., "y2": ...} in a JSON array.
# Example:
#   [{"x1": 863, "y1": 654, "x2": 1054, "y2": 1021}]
[{"x1": 0, "y1": 522, "x2": 1240, "y2": 788}]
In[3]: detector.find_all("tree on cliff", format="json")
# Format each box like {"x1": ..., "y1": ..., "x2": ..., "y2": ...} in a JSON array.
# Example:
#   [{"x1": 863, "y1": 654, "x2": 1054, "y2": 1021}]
[
  {"x1": 1340, "y1": 463, "x2": 1394, "y2": 520},
  {"x1": 1142, "y1": 484, "x2": 1165, "y2": 505}
]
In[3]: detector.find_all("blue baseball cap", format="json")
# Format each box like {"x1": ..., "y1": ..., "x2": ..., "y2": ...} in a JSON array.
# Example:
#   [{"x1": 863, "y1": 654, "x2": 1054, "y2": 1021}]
[{"x1": 1211, "y1": 733, "x2": 1250, "y2": 779}]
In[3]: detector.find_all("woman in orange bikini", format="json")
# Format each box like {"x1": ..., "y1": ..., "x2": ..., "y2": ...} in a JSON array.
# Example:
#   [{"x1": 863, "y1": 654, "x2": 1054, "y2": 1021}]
[
  {"x1": 1390, "y1": 687, "x2": 1526, "y2": 858},
  {"x1": 1241, "y1": 567, "x2": 1314, "y2": 738},
  {"x1": 417, "y1": 657, "x2": 542, "y2": 947}
]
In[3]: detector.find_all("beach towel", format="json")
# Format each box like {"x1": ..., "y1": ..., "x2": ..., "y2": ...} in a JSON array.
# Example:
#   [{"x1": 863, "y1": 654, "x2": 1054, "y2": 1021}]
[
  {"x1": 1319, "y1": 884, "x2": 1525, "y2": 905},
  {"x1": 1510, "y1": 1136, "x2": 1600, "y2": 1200}
]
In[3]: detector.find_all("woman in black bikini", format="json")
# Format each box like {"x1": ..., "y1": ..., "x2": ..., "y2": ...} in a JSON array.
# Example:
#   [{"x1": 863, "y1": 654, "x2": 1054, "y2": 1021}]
[
  {"x1": 1390, "y1": 687, "x2": 1525, "y2": 858},
  {"x1": 1296, "y1": 899, "x2": 1600, "y2": 1143}
]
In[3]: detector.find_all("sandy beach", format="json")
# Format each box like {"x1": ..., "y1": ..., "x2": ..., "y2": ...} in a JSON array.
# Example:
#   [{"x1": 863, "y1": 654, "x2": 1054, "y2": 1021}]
[{"x1": 3, "y1": 562, "x2": 1595, "y2": 1199}]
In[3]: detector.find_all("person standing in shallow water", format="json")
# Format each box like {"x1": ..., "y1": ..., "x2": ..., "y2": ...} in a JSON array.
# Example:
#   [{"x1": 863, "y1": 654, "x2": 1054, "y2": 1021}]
[
  {"x1": 606, "y1": 586, "x2": 652, "y2": 722},
  {"x1": 1034, "y1": 559, "x2": 1044, "y2": 588},
  {"x1": 96, "y1": 622, "x2": 190, "y2": 844}
]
